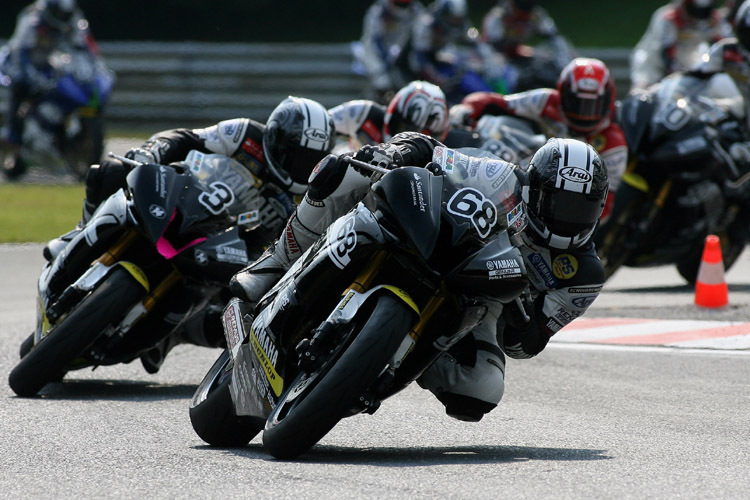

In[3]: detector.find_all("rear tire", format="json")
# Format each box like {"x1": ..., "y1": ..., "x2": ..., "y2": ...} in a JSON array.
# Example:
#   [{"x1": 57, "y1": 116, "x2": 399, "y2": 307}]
[
  {"x1": 189, "y1": 349, "x2": 263, "y2": 447},
  {"x1": 262, "y1": 294, "x2": 414, "y2": 459},
  {"x1": 8, "y1": 268, "x2": 144, "y2": 397}
]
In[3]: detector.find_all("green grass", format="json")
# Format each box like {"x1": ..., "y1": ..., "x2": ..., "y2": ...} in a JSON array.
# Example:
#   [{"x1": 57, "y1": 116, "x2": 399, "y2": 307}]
[{"x1": 0, "y1": 184, "x2": 86, "y2": 243}]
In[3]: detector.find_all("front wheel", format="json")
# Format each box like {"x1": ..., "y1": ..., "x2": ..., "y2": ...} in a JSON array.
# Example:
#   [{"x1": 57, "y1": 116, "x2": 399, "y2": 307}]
[
  {"x1": 8, "y1": 267, "x2": 144, "y2": 397},
  {"x1": 189, "y1": 349, "x2": 263, "y2": 447},
  {"x1": 262, "y1": 294, "x2": 415, "y2": 459}
]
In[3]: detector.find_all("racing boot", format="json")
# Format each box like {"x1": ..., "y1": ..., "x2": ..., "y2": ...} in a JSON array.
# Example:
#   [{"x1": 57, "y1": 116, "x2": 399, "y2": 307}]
[
  {"x1": 140, "y1": 305, "x2": 225, "y2": 374},
  {"x1": 43, "y1": 199, "x2": 96, "y2": 262},
  {"x1": 230, "y1": 209, "x2": 322, "y2": 305}
]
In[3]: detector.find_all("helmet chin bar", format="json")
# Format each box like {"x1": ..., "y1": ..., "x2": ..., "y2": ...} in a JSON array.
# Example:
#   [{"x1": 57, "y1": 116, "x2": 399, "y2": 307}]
[{"x1": 526, "y1": 214, "x2": 593, "y2": 250}]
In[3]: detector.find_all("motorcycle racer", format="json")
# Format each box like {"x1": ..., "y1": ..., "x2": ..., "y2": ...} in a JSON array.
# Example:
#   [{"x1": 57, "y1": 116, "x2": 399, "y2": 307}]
[
  {"x1": 230, "y1": 132, "x2": 607, "y2": 422},
  {"x1": 328, "y1": 80, "x2": 451, "y2": 151},
  {"x1": 358, "y1": 0, "x2": 425, "y2": 101},
  {"x1": 629, "y1": 0, "x2": 733, "y2": 92},
  {"x1": 449, "y1": 57, "x2": 627, "y2": 223},
  {"x1": 481, "y1": 0, "x2": 567, "y2": 62},
  {"x1": 44, "y1": 96, "x2": 336, "y2": 373},
  {"x1": 0, "y1": 0, "x2": 102, "y2": 153}
]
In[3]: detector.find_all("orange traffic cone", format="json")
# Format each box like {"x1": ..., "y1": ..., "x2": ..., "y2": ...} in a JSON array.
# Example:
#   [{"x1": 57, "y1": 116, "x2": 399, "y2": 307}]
[{"x1": 694, "y1": 234, "x2": 728, "y2": 308}]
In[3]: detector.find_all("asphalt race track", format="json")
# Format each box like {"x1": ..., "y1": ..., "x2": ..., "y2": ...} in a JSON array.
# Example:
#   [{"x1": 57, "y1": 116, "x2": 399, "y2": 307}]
[{"x1": 1, "y1": 243, "x2": 748, "y2": 500}]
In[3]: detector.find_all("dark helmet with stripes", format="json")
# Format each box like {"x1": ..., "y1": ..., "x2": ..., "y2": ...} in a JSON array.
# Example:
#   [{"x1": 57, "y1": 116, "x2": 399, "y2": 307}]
[
  {"x1": 522, "y1": 138, "x2": 608, "y2": 250},
  {"x1": 263, "y1": 96, "x2": 336, "y2": 194}
]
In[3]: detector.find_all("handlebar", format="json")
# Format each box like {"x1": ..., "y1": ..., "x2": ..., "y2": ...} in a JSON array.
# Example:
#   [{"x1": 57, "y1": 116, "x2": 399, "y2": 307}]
[{"x1": 107, "y1": 152, "x2": 141, "y2": 167}]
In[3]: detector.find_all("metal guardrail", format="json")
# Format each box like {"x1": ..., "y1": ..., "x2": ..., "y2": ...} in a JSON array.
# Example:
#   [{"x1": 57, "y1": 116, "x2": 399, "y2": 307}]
[{"x1": 1, "y1": 41, "x2": 632, "y2": 129}]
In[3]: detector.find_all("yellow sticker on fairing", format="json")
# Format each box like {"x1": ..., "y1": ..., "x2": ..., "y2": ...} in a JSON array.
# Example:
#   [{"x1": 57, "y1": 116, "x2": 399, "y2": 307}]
[
  {"x1": 552, "y1": 254, "x2": 578, "y2": 279},
  {"x1": 250, "y1": 325, "x2": 284, "y2": 397}
]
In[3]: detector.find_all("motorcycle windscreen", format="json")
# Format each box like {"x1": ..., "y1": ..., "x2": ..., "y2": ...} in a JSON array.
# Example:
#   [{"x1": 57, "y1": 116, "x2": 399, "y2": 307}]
[
  {"x1": 127, "y1": 163, "x2": 187, "y2": 243},
  {"x1": 370, "y1": 167, "x2": 443, "y2": 260},
  {"x1": 436, "y1": 147, "x2": 526, "y2": 246}
]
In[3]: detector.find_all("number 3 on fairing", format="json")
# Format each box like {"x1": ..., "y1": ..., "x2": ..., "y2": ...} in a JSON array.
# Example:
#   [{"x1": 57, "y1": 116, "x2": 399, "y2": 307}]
[
  {"x1": 199, "y1": 182, "x2": 235, "y2": 215},
  {"x1": 447, "y1": 188, "x2": 497, "y2": 238}
]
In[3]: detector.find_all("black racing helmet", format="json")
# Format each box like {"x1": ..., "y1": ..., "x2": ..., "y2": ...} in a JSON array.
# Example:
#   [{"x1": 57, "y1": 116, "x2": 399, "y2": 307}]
[
  {"x1": 262, "y1": 97, "x2": 336, "y2": 194},
  {"x1": 39, "y1": 0, "x2": 75, "y2": 27},
  {"x1": 523, "y1": 138, "x2": 608, "y2": 250}
]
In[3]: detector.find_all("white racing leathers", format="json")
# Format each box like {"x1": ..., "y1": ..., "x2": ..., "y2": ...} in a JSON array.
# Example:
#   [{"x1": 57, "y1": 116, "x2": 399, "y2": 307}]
[
  {"x1": 419, "y1": 231, "x2": 605, "y2": 421},
  {"x1": 630, "y1": 4, "x2": 732, "y2": 91},
  {"x1": 359, "y1": 0, "x2": 424, "y2": 92},
  {"x1": 271, "y1": 131, "x2": 605, "y2": 422}
]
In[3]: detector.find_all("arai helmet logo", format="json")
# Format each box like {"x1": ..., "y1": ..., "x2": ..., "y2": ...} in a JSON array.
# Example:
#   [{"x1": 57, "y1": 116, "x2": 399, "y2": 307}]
[
  {"x1": 559, "y1": 167, "x2": 592, "y2": 183},
  {"x1": 577, "y1": 77, "x2": 600, "y2": 92},
  {"x1": 304, "y1": 128, "x2": 329, "y2": 142}
]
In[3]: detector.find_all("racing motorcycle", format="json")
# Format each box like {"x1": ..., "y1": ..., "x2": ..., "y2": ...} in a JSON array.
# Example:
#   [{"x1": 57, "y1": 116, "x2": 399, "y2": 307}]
[
  {"x1": 189, "y1": 149, "x2": 530, "y2": 459},
  {"x1": 472, "y1": 114, "x2": 546, "y2": 167},
  {"x1": 594, "y1": 72, "x2": 750, "y2": 282},
  {"x1": 0, "y1": 47, "x2": 114, "y2": 180},
  {"x1": 8, "y1": 152, "x2": 272, "y2": 397}
]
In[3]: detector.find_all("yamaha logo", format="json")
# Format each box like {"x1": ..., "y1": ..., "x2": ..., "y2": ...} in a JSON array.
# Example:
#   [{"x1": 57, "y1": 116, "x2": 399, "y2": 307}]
[
  {"x1": 559, "y1": 167, "x2": 592, "y2": 183},
  {"x1": 149, "y1": 204, "x2": 167, "y2": 219}
]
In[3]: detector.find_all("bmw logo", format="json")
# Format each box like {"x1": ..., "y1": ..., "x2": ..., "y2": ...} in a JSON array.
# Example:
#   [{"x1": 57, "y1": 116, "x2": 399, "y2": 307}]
[{"x1": 149, "y1": 204, "x2": 167, "y2": 219}]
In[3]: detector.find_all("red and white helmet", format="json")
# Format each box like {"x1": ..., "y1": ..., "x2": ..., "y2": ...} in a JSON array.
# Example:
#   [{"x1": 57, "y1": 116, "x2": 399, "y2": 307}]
[
  {"x1": 557, "y1": 57, "x2": 616, "y2": 135},
  {"x1": 383, "y1": 80, "x2": 450, "y2": 141}
]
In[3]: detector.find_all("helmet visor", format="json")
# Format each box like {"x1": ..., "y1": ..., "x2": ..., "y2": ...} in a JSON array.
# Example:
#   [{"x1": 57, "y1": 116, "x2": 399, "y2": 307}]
[
  {"x1": 561, "y1": 92, "x2": 607, "y2": 129},
  {"x1": 536, "y1": 188, "x2": 603, "y2": 236},
  {"x1": 269, "y1": 145, "x2": 329, "y2": 185}
]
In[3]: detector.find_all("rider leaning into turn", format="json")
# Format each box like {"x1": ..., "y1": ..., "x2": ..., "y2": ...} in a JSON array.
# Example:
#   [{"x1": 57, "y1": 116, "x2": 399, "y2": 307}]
[
  {"x1": 629, "y1": 0, "x2": 733, "y2": 92},
  {"x1": 45, "y1": 96, "x2": 337, "y2": 373},
  {"x1": 328, "y1": 80, "x2": 451, "y2": 151},
  {"x1": 450, "y1": 57, "x2": 627, "y2": 224},
  {"x1": 231, "y1": 132, "x2": 608, "y2": 422},
  {"x1": 0, "y1": 0, "x2": 100, "y2": 151}
]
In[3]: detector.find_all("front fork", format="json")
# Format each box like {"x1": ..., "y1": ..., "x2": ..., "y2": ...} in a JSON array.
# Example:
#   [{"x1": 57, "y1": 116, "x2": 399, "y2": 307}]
[{"x1": 39, "y1": 228, "x2": 182, "y2": 343}]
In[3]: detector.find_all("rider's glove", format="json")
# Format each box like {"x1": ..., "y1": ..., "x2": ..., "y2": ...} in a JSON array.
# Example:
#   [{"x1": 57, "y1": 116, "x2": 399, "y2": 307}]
[
  {"x1": 125, "y1": 147, "x2": 159, "y2": 165},
  {"x1": 352, "y1": 144, "x2": 404, "y2": 179}
]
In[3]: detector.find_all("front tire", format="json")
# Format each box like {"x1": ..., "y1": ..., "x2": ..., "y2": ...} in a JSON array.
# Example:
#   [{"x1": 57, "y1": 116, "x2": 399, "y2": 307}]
[
  {"x1": 189, "y1": 349, "x2": 263, "y2": 447},
  {"x1": 8, "y1": 267, "x2": 144, "y2": 397},
  {"x1": 262, "y1": 294, "x2": 415, "y2": 459}
]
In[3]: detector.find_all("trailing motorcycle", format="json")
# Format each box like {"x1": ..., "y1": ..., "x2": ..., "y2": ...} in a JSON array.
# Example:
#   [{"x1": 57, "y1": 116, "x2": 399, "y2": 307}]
[
  {"x1": 0, "y1": 46, "x2": 114, "y2": 180},
  {"x1": 190, "y1": 149, "x2": 530, "y2": 459},
  {"x1": 594, "y1": 72, "x2": 750, "y2": 282},
  {"x1": 9, "y1": 152, "x2": 272, "y2": 397},
  {"x1": 472, "y1": 114, "x2": 547, "y2": 167}
]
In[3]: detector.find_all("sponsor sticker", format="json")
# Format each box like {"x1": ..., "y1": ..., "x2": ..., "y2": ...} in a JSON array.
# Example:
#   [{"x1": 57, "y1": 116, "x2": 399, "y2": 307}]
[
  {"x1": 238, "y1": 210, "x2": 260, "y2": 226},
  {"x1": 571, "y1": 295, "x2": 597, "y2": 308},
  {"x1": 486, "y1": 258, "x2": 522, "y2": 279},
  {"x1": 506, "y1": 201, "x2": 526, "y2": 231},
  {"x1": 569, "y1": 286, "x2": 602, "y2": 294},
  {"x1": 529, "y1": 253, "x2": 557, "y2": 288},
  {"x1": 250, "y1": 324, "x2": 283, "y2": 397},
  {"x1": 545, "y1": 317, "x2": 563, "y2": 333},
  {"x1": 552, "y1": 254, "x2": 578, "y2": 279}
]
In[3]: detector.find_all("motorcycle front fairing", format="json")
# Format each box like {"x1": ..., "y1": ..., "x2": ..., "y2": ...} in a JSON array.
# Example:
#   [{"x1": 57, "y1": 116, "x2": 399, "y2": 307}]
[{"x1": 127, "y1": 163, "x2": 188, "y2": 244}]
